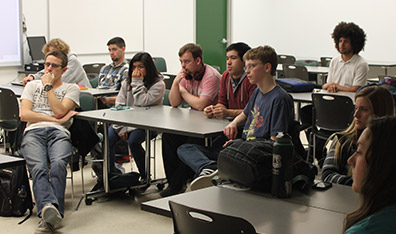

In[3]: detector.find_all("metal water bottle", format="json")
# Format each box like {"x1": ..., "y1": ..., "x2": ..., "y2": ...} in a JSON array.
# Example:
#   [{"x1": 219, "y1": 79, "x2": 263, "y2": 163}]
[{"x1": 272, "y1": 132, "x2": 293, "y2": 198}]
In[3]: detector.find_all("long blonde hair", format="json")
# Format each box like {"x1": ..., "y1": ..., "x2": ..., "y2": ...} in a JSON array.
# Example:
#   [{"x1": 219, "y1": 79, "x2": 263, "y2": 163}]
[{"x1": 334, "y1": 86, "x2": 395, "y2": 165}]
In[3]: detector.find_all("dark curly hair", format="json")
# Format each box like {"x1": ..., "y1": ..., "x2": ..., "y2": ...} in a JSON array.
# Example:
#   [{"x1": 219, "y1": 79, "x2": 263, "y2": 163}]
[{"x1": 332, "y1": 22, "x2": 366, "y2": 54}]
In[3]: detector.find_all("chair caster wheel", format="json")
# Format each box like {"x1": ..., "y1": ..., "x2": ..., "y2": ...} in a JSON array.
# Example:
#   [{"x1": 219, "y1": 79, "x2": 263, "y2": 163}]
[
  {"x1": 85, "y1": 198, "x2": 93, "y2": 205},
  {"x1": 157, "y1": 183, "x2": 164, "y2": 191}
]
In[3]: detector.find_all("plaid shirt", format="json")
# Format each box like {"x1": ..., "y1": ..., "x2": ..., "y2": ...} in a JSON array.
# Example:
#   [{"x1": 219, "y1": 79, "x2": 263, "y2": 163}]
[{"x1": 98, "y1": 60, "x2": 129, "y2": 90}]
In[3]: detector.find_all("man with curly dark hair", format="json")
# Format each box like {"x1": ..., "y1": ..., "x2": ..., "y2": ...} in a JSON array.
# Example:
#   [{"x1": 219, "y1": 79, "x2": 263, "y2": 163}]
[{"x1": 323, "y1": 22, "x2": 368, "y2": 93}]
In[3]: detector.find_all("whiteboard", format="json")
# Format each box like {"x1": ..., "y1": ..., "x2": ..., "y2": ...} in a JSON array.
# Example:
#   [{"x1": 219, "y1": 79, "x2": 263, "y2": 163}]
[
  {"x1": 0, "y1": 0, "x2": 22, "y2": 67},
  {"x1": 231, "y1": 0, "x2": 396, "y2": 62},
  {"x1": 49, "y1": 0, "x2": 143, "y2": 55}
]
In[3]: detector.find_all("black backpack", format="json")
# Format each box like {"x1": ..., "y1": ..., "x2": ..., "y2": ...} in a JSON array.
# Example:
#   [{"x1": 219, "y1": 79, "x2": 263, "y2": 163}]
[
  {"x1": 218, "y1": 138, "x2": 317, "y2": 193},
  {"x1": 0, "y1": 164, "x2": 34, "y2": 224}
]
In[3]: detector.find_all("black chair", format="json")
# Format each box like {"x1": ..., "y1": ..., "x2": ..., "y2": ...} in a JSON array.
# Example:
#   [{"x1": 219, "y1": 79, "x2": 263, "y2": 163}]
[
  {"x1": 82, "y1": 63, "x2": 105, "y2": 74},
  {"x1": 163, "y1": 74, "x2": 176, "y2": 90},
  {"x1": 295, "y1": 59, "x2": 319, "y2": 67},
  {"x1": 169, "y1": 201, "x2": 257, "y2": 234},
  {"x1": 320, "y1": 57, "x2": 332, "y2": 67},
  {"x1": 277, "y1": 54, "x2": 296, "y2": 65},
  {"x1": 0, "y1": 88, "x2": 20, "y2": 154},
  {"x1": 282, "y1": 64, "x2": 309, "y2": 81},
  {"x1": 309, "y1": 93, "x2": 355, "y2": 161}
]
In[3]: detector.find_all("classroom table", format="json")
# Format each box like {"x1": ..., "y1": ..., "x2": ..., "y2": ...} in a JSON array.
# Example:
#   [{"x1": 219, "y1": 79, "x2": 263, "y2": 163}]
[
  {"x1": 289, "y1": 89, "x2": 355, "y2": 121},
  {"x1": 368, "y1": 61, "x2": 396, "y2": 76},
  {"x1": 0, "y1": 84, "x2": 24, "y2": 97},
  {"x1": 76, "y1": 106, "x2": 229, "y2": 196},
  {"x1": 277, "y1": 64, "x2": 330, "y2": 74},
  {"x1": 141, "y1": 185, "x2": 357, "y2": 234},
  {"x1": 0, "y1": 83, "x2": 118, "y2": 101},
  {"x1": 290, "y1": 89, "x2": 356, "y2": 104},
  {"x1": 0, "y1": 154, "x2": 25, "y2": 168}
]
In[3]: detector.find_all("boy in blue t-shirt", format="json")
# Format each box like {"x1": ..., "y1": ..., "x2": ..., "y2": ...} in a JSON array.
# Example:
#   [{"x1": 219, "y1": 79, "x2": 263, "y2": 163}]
[
  {"x1": 189, "y1": 45, "x2": 294, "y2": 190},
  {"x1": 224, "y1": 45, "x2": 293, "y2": 142}
]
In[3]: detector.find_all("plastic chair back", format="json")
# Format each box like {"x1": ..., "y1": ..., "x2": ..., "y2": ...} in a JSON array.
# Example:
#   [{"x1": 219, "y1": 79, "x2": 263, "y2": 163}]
[
  {"x1": 163, "y1": 89, "x2": 171, "y2": 106},
  {"x1": 87, "y1": 73, "x2": 99, "y2": 88},
  {"x1": 153, "y1": 57, "x2": 167, "y2": 72},
  {"x1": 283, "y1": 64, "x2": 309, "y2": 81},
  {"x1": 320, "y1": 57, "x2": 332, "y2": 67},
  {"x1": 169, "y1": 201, "x2": 257, "y2": 234},
  {"x1": 83, "y1": 63, "x2": 105, "y2": 74},
  {"x1": 278, "y1": 54, "x2": 296, "y2": 65},
  {"x1": 0, "y1": 88, "x2": 19, "y2": 131},
  {"x1": 79, "y1": 92, "x2": 96, "y2": 111},
  {"x1": 295, "y1": 60, "x2": 319, "y2": 67},
  {"x1": 312, "y1": 93, "x2": 354, "y2": 131}
]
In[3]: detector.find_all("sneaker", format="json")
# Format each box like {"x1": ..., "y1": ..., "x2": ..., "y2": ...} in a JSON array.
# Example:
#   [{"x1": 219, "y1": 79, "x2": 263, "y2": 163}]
[
  {"x1": 190, "y1": 169, "x2": 218, "y2": 191},
  {"x1": 35, "y1": 219, "x2": 54, "y2": 234},
  {"x1": 42, "y1": 204, "x2": 62, "y2": 226},
  {"x1": 159, "y1": 185, "x2": 186, "y2": 197}
]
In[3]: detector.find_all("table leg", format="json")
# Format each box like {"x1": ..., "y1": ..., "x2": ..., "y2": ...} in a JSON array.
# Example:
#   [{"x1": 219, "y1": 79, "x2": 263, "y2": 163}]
[
  {"x1": 145, "y1": 130, "x2": 151, "y2": 184},
  {"x1": 103, "y1": 122, "x2": 109, "y2": 193}
]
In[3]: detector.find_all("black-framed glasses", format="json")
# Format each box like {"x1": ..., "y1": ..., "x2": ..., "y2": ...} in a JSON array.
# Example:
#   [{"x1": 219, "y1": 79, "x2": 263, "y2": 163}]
[{"x1": 44, "y1": 62, "x2": 63, "y2": 69}]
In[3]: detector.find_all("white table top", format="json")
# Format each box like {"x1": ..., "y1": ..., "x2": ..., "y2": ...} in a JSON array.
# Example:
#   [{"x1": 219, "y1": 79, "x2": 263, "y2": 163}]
[
  {"x1": 0, "y1": 154, "x2": 25, "y2": 168},
  {"x1": 142, "y1": 185, "x2": 357, "y2": 234},
  {"x1": 76, "y1": 105, "x2": 229, "y2": 138},
  {"x1": 367, "y1": 61, "x2": 396, "y2": 67},
  {"x1": 277, "y1": 64, "x2": 329, "y2": 74},
  {"x1": 290, "y1": 89, "x2": 356, "y2": 103},
  {"x1": 0, "y1": 84, "x2": 118, "y2": 98}
]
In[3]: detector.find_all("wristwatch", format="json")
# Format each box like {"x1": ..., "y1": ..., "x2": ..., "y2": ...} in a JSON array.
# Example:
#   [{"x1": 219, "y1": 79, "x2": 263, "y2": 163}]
[{"x1": 43, "y1": 84, "x2": 53, "y2": 91}]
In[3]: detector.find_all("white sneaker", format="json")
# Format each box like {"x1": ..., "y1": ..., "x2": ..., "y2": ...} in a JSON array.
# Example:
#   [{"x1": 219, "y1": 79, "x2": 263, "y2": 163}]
[
  {"x1": 42, "y1": 204, "x2": 62, "y2": 226},
  {"x1": 190, "y1": 169, "x2": 218, "y2": 191},
  {"x1": 35, "y1": 219, "x2": 54, "y2": 234}
]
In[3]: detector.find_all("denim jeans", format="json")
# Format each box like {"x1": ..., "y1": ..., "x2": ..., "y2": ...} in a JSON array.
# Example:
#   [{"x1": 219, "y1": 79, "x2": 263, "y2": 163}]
[
  {"x1": 21, "y1": 127, "x2": 72, "y2": 217},
  {"x1": 108, "y1": 125, "x2": 157, "y2": 178},
  {"x1": 177, "y1": 144, "x2": 221, "y2": 178}
]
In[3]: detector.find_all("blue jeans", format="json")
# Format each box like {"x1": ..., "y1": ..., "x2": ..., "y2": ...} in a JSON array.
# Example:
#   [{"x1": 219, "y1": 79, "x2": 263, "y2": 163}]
[
  {"x1": 108, "y1": 125, "x2": 157, "y2": 178},
  {"x1": 21, "y1": 127, "x2": 72, "y2": 218},
  {"x1": 177, "y1": 144, "x2": 221, "y2": 178}
]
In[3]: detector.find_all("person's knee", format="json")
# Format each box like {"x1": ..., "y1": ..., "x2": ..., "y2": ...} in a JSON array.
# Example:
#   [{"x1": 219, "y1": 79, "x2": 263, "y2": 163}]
[
  {"x1": 177, "y1": 144, "x2": 198, "y2": 161},
  {"x1": 51, "y1": 157, "x2": 68, "y2": 171}
]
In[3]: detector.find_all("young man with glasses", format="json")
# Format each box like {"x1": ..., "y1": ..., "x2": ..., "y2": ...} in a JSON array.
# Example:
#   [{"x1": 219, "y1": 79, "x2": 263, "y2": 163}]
[
  {"x1": 187, "y1": 46, "x2": 294, "y2": 190},
  {"x1": 20, "y1": 50, "x2": 80, "y2": 234}
]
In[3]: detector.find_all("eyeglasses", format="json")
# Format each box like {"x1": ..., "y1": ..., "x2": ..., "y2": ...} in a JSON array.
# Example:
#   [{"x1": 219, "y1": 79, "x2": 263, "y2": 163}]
[
  {"x1": 244, "y1": 62, "x2": 263, "y2": 72},
  {"x1": 44, "y1": 62, "x2": 63, "y2": 69}
]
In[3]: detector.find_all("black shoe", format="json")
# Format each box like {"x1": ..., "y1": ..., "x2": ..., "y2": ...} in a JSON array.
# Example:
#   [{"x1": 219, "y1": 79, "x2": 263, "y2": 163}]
[{"x1": 159, "y1": 185, "x2": 186, "y2": 197}]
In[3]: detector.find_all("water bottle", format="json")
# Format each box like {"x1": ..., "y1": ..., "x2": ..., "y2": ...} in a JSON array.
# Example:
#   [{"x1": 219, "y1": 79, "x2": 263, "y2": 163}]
[
  {"x1": 272, "y1": 132, "x2": 294, "y2": 198},
  {"x1": 18, "y1": 185, "x2": 27, "y2": 198}
]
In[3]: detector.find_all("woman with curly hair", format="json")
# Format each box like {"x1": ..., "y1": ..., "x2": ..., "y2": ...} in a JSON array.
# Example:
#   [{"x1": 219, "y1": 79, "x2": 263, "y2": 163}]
[
  {"x1": 344, "y1": 116, "x2": 396, "y2": 233},
  {"x1": 321, "y1": 86, "x2": 395, "y2": 185}
]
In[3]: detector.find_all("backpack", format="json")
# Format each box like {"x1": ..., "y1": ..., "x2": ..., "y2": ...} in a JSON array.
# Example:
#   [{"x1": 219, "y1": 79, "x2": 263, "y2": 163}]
[
  {"x1": 0, "y1": 164, "x2": 34, "y2": 224},
  {"x1": 276, "y1": 78, "x2": 315, "y2": 92},
  {"x1": 217, "y1": 138, "x2": 317, "y2": 193}
]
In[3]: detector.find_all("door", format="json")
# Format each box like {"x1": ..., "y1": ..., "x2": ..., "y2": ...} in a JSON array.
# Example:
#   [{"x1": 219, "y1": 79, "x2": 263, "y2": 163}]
[{"x1": 196, "y1": 0, "x2": 227, "y2": 73}]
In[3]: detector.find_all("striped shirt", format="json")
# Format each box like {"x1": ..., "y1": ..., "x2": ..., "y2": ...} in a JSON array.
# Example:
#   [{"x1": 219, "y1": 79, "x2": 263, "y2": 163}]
[
  {"x1": 321, "y1": 133, "x2": 355, "y2": 185},
  {"x1": 98, "y1": 60, "x2": 129, "y2": 90}
]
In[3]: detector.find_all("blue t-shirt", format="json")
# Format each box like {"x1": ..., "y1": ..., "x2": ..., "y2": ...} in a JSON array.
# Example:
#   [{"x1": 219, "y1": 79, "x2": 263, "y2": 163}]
[
  {"x1": 345, "y1": 204, "x2": 396, "y2": 234},
  {"x1": 242, "y1": 85, "x2": 293, "y2": 140}
]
